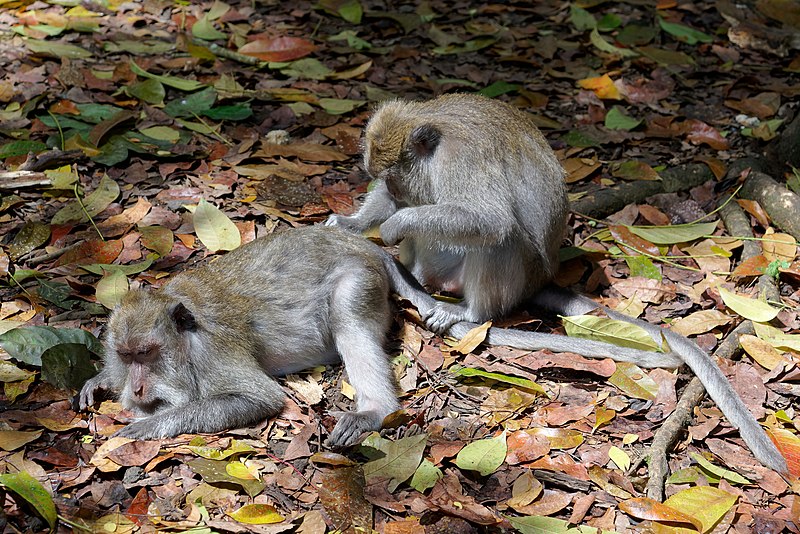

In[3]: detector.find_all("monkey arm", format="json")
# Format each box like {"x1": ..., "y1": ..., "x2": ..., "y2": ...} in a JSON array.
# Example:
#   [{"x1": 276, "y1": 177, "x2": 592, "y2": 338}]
[
  {"x1": 114, "y1": 390, "x2": 284, "y2": 440},
  {"x1": 326, "y1": 179, "x2": 398, "y2": 233},
  {"x1": 379, "y1": 203, "x2": 514, "y2": 247}
]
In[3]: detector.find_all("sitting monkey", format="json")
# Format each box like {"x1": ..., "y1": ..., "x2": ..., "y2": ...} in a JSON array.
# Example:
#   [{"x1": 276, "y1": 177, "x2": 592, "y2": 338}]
[{"x1": 327, "y1": 93, "x2": 788, "y2": 473}]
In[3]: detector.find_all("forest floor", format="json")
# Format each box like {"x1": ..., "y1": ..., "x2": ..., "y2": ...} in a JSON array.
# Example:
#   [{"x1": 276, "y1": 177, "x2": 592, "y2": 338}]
[{"x1": 0, "y1": 0, "x2": 800, "y2": 532}]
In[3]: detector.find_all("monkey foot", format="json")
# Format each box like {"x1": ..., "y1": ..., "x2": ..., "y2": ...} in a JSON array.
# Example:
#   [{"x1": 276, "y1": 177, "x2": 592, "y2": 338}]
[
  {"x1": 424, "y1": 302, "x2": 470, "y2": 334},
  {"x1": 328, "y1": 410, "x2": 384, "y2": 447}
]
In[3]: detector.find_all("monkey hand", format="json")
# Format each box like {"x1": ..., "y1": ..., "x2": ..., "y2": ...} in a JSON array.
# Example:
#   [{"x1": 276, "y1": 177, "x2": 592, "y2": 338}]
[
  {"x1": 78, "y1": 373, "x2": 114, "y2": 410},
  {"x1": 325, "y1": 214, "x2": 364, "y2": 233},
  {"x1": 114, "y1": 418, "x2": 169, "y2": 440},
  {"x1": 328, "y1": 410, "x2": 384, "y2": 447},
  {"x1": 378, "y1": 215, "x2": 406, "y2": 246},
  {"x1": 424, "y1": 302, "x2": 467, "y2": 334}
]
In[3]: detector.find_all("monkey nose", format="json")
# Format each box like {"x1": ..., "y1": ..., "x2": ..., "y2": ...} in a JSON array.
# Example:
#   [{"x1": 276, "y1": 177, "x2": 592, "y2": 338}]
[{"x1": 133, "y1": 384, "x2": 144, "y2": 398}]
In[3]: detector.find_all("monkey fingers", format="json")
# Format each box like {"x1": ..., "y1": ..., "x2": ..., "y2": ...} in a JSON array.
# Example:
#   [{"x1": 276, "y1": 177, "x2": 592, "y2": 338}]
[
  {"x1": 328, "y1": 410, "x2": 385, "y2": 447},
  {"x1": 78, "y1": 374, "x2": 110, "y2": 410},
  {"x1": 424, "y1": 302, "x2": 469, "y2": 334}
]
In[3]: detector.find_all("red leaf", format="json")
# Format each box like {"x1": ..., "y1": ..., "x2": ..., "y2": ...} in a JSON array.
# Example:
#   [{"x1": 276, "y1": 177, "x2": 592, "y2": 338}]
[
  {"x1": 54, "y1": 239, "x2": 123, "y2": 266},
  {"x1": 239, "y1": 36, "x2": 316, "y2": 62},
  {"x1": 125, "y1": 487, "x2": 152, "y2": 526}
]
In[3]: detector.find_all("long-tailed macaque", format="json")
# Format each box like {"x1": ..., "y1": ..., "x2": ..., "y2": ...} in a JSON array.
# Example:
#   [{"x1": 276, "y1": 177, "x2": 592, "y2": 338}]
[
  {"x1": 326, "y1": 93, "x2": 788, "y2": 473},
  {"x1": 79, "y1": 226, "x2": 433, "y2": 447}
]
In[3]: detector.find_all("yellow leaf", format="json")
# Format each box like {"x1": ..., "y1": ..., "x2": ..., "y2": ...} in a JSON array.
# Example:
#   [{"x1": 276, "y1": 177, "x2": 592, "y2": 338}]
[
  {"x1": 227, "y1": 503, "x2": 284, "y2": 525},
  {"x1": 450, "y1": 320, "x2": 491, "y2": 354}
]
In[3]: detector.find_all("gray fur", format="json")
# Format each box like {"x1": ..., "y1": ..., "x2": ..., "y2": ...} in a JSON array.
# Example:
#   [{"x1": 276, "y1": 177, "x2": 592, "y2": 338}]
[
  {"x1": 327, "y1": 93, "x2": 788, "y2": 473},
  {"x1": 80, "y1": 226, "x2": 403, "y2": 446}
]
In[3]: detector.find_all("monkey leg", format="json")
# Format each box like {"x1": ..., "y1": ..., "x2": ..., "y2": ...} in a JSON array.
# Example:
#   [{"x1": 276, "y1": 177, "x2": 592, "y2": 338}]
[
  {"x1": 328, "y1": 269, "x2": 400, "y2": 447},
  {"x1": 425, "y1": 243, "x2": 530, "y2": 332}
]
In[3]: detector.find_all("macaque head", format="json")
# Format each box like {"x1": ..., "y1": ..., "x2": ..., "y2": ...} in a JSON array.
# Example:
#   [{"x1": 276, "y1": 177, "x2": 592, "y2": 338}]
[
  {"x1": 363, "y1": 101, "x2": 442, "y2": 181},
  {"x1": 105, "y1": 289, "x2": 198, "y2": 414}
]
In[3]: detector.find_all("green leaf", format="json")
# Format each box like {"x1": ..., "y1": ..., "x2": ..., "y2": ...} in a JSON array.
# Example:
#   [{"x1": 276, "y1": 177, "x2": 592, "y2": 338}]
[
  {"x1": 609, "y1": 361, "x2": 659, "y2": 401},
  {"x1": 187, "y1": 458, "x2": 266, "y2": 497},
  {"x1": 75, "y1": 103, "x2": 125, "y2": 124},
  {"x1": 25, "y1": 38, "x2": 91, "y2": 58},
  {"x1": 625, "y1": 256, "x2": 661, "y2": 280},
  {"x1": 563, "y1": 315, "x2": 662, "y2": 352},
  {"x1": 0, "y1": 326, "x2": 103, "y2": 366},
  {"x1": 46, "y1": 165, "x2": 79, "y2": 189},
  {"x1": 95, "y1": 270, "x2": 129, "y2": 309},
  {"x1": 51, "y1": 174, "x2": 120, "y2": 225},
  {"x1": 569, "y1": 5, "x2": 596, "y2": 31},
  {"x1": 130, "y1": 59, "x2": 205, "y2": 91},
  {"x1": 186, "y1": 439, "x2": 257, "y2": 460},
  {"x1": 561, "y1": 130, "x2": 602, "y2": 148},
  {"x1": 125, "y1": 79, "x2": 166, "y2": 105},
  {"x1": 455, "y1": 433, "x2": 507, "y2": 476},
  {"x1": 139, "y1": 226, "x2": 174, "y2": 257},
  {"x1": 164, "y1": 86, "x2": 217, "y2": 118},
  {"x1": 362, "y1": 433, "x2": 427, "y2": 492},
  {"x1": 690, "y1": 452, "x2": 750, "y2": 485},
  {"x1": 338, "y1": 0, "x2": 363, "y2": 23},
  {"x1": 193, "y1": 199, "x2": 241, "y2": 253},
  {"x1": 0, "y1": 472, "x2": 57, "y2": 531},
  {"x1": 8, "y1": 222, "x2": 50, "y2": 261},
  {"x1": 318, "y1": 98, "x2": 362, "y2": 115},
  {"x1": 451, "y1": 366, "x2": 547, "y2": 396},
  {"x1": 589, "y1": 28, "x2": 638, "y2": 57},
  {"x1": 477, "y1": 81, "x2": 520, "y2": 98},
  {"x1": 80, "y1": 258, "x2": 153, "y2": 277},
  {"x1": 202, "y1": 104, "x2": 252, "y2": 120},
  {"x1": 605, "y1": 107, "x2": 642, "y2": 130},
  {"x1": 277, "y1": 58, "x2": 333, "y2": 80},
  {"x1": 41, "y1": 343, "x2": 98, "y2": 390},
  {"x1": 227, "y1": 503, "x2": 284, "y2": 524},
  {"x1": 626, "y1": 220, "x2": 718, "y2": 245},
  {"x1": 138, "y1": 126, "x2": 180, "y2": 143},
  {"x1": 717, "y1": 286, "x2": 780, "y2": 323},
  {"x1": 658, "y1": 16, "x2": 713, "y2": 45},
  {"x1": 104, "y1": 39, "x2": 174, "y2": 56},
  {"x1": 409, "y1": 459, "x2": 442, "y2": 492},
  {"x1": 192, "y1": 16, "x2": 227, "y2": 41},
  {"x1": 597, "y1": 13, "x2": 622, "y2": 31},
  {"x1": 0, "y1": 140, "x2": 48, "y2": 159}
]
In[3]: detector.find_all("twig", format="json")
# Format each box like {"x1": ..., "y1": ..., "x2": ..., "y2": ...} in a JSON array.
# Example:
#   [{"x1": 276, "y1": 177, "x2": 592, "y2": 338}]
[
  {"x1": 0, "y1": 170, "x2": 50, "y2": 189},
  {"x1": 27, "y1": 241, "x2": 83, "y2": 267},
  {"x1": 641, "y1": 320, "x2": 754, "y2": 500}
]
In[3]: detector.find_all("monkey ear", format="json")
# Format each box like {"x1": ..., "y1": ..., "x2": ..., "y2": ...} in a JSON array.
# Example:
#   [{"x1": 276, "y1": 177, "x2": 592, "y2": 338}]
[
  {"x1": 409, "y1": 124, "x2": 441, "y2": 158},
  {"x1": 170, "y1": 302, "x2": 197, "y2": 333}
]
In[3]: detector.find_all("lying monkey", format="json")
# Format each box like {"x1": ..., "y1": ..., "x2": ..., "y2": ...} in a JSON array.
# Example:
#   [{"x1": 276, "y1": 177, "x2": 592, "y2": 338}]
[
  {"x1": 327, "y1": 93, "x2": 788, "y2": 473},
  {"x1": 79, "y1": 226, "x2": 435, "y2": 446}
]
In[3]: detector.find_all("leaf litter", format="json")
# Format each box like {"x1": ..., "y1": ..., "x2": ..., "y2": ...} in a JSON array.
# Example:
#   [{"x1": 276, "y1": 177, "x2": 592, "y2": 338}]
[{"x1": 0, "y1": 0, "x2": 799, "y2": 532}]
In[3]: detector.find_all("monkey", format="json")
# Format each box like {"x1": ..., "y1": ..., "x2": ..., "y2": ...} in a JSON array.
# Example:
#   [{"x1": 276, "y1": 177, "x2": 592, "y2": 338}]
[
  {"x1": 326, "y1": 93, "x2": 788, "y2": 473},
  {"x1": 79, "y1": 225, "x2": 436, "y2": 447}
]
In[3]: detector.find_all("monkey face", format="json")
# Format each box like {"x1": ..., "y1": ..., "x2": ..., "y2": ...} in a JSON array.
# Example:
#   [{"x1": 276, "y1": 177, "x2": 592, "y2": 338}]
[{"x1": 105, "y1": 290, "x2": 195, "y2": 414}]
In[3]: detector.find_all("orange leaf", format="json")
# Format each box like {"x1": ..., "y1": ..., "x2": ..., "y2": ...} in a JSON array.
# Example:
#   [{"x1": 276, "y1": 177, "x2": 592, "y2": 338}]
[
  {"x1": 767, "y1": 428, "x2": 800, "y2": 477},
  {"x1": 731, "y1": 255, "x2": 769, "y2": 277},
  {"x1": 577, "y1": 74, "x2": 621, "y2": 100},
  {"x1": 239, "y1": 36, "x2": 316, "y2": 61},
  {"x1": 619, "y1": 497, "x2": 703, "y2": 531}
]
